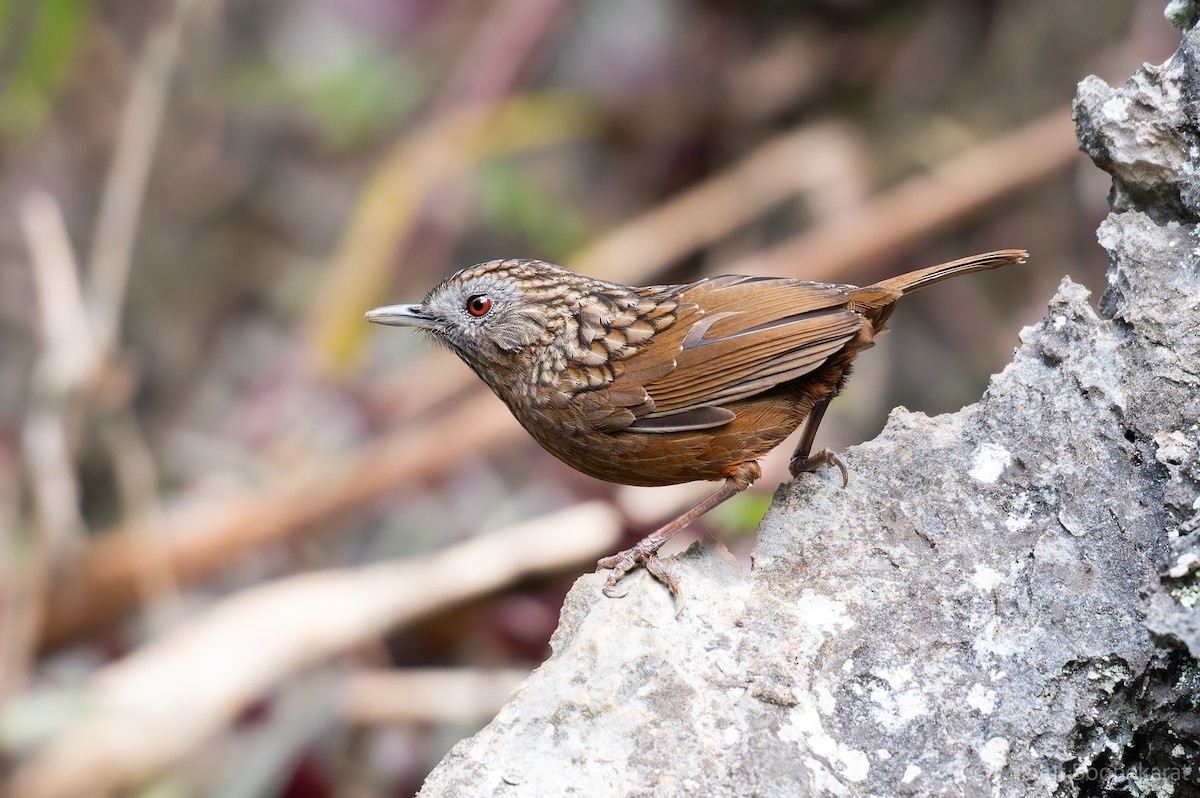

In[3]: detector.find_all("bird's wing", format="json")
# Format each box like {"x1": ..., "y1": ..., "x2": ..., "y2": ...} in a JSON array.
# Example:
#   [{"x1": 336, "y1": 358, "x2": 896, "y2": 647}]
[{"x1": 572, "y1": 275, "x2": 863, "y2": 434}]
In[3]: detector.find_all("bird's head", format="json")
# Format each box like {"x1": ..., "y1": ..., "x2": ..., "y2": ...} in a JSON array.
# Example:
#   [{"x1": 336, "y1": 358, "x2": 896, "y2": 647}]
[{"x1": 365, "y1": 259, "x2": 581, "y2": 368}]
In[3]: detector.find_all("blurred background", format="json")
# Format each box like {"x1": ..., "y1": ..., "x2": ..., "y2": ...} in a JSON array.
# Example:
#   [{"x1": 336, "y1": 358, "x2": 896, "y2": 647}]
[{"x1": 0, "y1": 1, "x2": 1179, "y2": 795}]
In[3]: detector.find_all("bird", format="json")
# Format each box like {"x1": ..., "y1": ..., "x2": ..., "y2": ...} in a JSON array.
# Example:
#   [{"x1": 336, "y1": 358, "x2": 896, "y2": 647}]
[{"x1": 366, "y1": 249, "x2": 1027, "y2": 608}]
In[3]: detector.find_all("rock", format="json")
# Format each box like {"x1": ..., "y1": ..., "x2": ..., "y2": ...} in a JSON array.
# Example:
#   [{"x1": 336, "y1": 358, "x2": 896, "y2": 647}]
[{"x1": 419, "y1": 22, "x2": 1200, "y2": 798}]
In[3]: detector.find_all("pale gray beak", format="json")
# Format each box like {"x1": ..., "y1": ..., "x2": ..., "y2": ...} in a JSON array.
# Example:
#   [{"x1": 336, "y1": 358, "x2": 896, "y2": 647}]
[{"x1": 364, "y1": 303, "x2": 434, "y2": 328}]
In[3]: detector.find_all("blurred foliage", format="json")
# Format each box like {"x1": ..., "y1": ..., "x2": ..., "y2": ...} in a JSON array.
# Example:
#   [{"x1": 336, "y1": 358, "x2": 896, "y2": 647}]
[
  {"x1": 0, "y1": 689, "x2": 87, "y2": 754},
  {"x1": 0, "y1": 0, "x2": 88, "y2": 143},
  {"x1": 705, "y1": 491, "x2": 775, "y2": 537},
  {"x1": 478, "y1": 158, "x2": 590, "y2": 260},
  {"x1": 224, "y1": 49, "x2": 426, "y2": 149}
]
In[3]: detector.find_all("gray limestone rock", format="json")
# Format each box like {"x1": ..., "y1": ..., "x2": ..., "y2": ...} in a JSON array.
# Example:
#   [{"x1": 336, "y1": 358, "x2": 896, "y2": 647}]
[{"x1": 419, "y1": 24, "x2": 1200, "y2": 798}]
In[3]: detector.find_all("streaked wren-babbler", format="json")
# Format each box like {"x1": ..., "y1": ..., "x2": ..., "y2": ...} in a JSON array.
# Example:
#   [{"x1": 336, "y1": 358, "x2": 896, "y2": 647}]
[{"x1": 367, "y1": 249, "x2": 1027, "y2": 606}]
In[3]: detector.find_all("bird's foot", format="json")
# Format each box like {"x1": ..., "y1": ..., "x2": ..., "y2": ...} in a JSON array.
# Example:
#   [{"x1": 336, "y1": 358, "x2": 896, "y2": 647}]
[
  {"x1": 789, "y1": 447, "x2": 849, "y2": 487},
  {"x1": 597, "y1": 545, "x2": 685, "y2": 616}
]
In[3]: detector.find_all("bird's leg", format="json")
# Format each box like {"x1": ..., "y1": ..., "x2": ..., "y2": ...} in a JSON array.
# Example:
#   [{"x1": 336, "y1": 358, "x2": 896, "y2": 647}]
[
  {"x1": 598, "y1": 464, "x2": 756, "y2": 613},
  {"x1": 788, "y1": 396, "x2": 848, "y2": 487}
]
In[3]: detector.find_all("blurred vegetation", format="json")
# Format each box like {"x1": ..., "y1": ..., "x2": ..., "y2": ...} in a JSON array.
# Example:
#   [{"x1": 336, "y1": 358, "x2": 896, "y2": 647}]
[
  {"x1": 0, "y1": 1, "x2": 1177, "y2": 796},
  {"x1": 0, "y1": 0, "x2": 88, "y2": 142}
]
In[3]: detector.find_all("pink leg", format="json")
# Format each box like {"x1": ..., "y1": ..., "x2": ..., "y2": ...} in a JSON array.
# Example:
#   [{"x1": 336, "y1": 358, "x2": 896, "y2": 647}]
[{"x1": 597, "y1": 465, "x2": 755, "y2": 615}]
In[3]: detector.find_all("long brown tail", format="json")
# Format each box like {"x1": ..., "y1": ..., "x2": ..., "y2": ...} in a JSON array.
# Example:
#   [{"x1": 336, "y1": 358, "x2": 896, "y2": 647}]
[
  {"x1": 870, "y1": 248, "x2": 1028, "y2": 294},
  {"x1": 848, "y1": 248, "x2": 1027, "y2": 332}
]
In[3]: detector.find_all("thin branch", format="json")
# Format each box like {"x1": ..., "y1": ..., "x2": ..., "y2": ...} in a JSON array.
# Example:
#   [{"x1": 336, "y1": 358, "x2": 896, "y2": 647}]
[
  {"x1": 340, "y1": 668, "x2": 531, "y2": 725},
  {"x1": 21, "y1": 192, "x2": 97, "y2": 395},
  {"x1": 18, "y1": 192, "x2": 93, "y2": 561},
  {"x1": 86, "y1": 0, "x2": 201, "y2": 352}
]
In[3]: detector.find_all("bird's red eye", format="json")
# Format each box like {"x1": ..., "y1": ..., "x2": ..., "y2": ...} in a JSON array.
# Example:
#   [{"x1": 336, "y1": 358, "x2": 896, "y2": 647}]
[{"x1": 466, "y1": 293, "x2": 492, "y2": 317}]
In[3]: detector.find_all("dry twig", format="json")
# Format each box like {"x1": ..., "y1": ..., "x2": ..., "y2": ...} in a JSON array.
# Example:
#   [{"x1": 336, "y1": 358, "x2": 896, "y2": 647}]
[
  {"x1": 341, "y1": 668, "x2": 531, "y2": 725},
  {"x1": 19, "y1": 193, "x2": 94, "y2": 559},
  {"x1": 86, "y1": 0, "x2": 203, "y2": 351}
]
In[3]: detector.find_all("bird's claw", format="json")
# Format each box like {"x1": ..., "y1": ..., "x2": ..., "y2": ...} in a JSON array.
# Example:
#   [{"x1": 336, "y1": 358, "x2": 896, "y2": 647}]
[
  {"x1": 597, "y1": 547, "x2": 685, "y2": 614},
  {"x1": 645, "y1": 556, "x2": 686, "y2": 617},
  {"x1": 597, "y1": 550, "x2": 637, "y2": 598},
  {"x1": 789, "y1": 447, "x2": 849, "y2": 487}
]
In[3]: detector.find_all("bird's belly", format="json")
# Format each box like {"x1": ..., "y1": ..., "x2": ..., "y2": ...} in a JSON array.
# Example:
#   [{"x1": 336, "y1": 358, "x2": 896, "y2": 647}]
[{"x1": 522, "y1": 397, "x2": 808, "y2": 487}]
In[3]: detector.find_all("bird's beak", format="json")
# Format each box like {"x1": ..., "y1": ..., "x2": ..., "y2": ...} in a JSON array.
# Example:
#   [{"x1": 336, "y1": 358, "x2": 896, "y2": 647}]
[{"x1": 364, "y1": 303, "x2": 434, "y2": 328}]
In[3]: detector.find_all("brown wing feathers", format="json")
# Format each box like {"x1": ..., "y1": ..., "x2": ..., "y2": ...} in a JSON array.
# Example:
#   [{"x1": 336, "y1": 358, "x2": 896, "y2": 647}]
[
  {"x1": 622, "y1": 276, "x2": 862, "y2": 431},
  {"x1": 595, "y1": 250, "x2": 1028, "y2": 436},
  {"x1": 647, "y1": 310, "x2": 859, "y2": 406}
]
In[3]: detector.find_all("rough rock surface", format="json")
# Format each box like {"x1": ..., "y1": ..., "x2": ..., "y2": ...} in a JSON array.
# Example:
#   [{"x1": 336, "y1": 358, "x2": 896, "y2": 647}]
[{"x1": 419, "y1": 27, "x2": 1200, "y2": 798}]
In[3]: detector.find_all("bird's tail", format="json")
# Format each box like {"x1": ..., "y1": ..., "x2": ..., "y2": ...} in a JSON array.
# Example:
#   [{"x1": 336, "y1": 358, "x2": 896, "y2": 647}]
[
  {"x1": 848, "y1": 249, "x2": 1028, "y2": 333},
  {"x1": 869, "y1": 249, "x2": 1028, "y2": 295}
]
